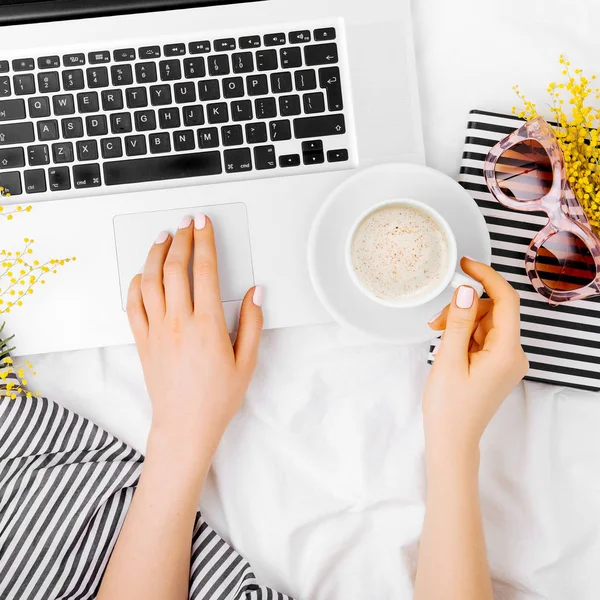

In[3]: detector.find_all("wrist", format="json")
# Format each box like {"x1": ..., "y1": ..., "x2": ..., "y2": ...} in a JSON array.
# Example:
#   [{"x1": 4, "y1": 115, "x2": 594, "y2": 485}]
[{"x1": 425, "y1": 437, "x2": 481, "y2": 479}]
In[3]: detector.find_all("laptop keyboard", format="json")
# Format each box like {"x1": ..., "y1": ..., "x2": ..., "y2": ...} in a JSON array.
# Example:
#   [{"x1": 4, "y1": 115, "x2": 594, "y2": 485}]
[{"x1": 0, "y1": 22, "x2": 356, "y2": 198}]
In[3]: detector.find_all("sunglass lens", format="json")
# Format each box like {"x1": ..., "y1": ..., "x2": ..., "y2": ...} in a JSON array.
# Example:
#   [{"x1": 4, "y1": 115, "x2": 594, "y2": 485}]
[
  {"x1": 496, "y1": 140, "x2": 553, "y2": 201},
  {"x1": 535, "y1": 232, "x2": 596, "y2": 293}
]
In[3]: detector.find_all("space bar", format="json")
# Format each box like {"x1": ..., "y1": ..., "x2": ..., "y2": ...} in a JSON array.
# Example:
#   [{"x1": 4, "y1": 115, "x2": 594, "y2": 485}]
[{"x1": 103, "y1": 152, "x2": 222, "y2": 186}]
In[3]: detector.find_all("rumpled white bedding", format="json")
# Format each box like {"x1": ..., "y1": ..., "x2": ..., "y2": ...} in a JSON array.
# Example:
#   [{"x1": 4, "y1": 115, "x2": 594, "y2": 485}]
[{"x1": 24, "y1": 1, "x2": 600, "y2": 598}]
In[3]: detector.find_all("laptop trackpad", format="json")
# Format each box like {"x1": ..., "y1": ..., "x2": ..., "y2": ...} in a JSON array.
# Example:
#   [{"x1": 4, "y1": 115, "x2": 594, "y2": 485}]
[{"x1": 113, "y1": 203, "x2": 254, "y2": 311}]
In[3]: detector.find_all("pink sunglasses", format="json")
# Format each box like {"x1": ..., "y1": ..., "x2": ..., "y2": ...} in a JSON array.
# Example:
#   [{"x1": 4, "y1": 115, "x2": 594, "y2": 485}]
[{"x1": 484, "y1": 116, "x2": 600, "y2": 305}]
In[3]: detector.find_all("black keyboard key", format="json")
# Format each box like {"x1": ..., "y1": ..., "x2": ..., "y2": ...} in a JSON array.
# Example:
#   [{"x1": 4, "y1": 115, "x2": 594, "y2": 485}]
[
  {"x1": 289, "y1": 31, "x2": 311, "y2": 44},
  {"x1": 223, "y1": 77, "x2": 244, "y2": 99},
  {"x1": 73, "y1": 163, "x2": 101, "y2": 188},
  {"x1": 303, "y1": 149, "x2": 324, "y2": 165},
  {"x1": 111, "y1": 65, "x2": 133, "y2": 86},
  {"x1": 280, "y1": 47, "x2": 302, "y2": 69},
  {"x1": 215, "y1": 38, "x2": 236, "y2": 51},
  {"x1": 134, "y1": 110, "x2": 156, "y2": 131},
  {"x1": 327, "y1": 148, "x2": 349, "y2": 162},
  {"x1": 62, "y1": 69, "x2": 84, "y2": 91},
  {"x1": 197, "y1": 127, "x2": 219, "y2": 149},
  {"x1": 77, "y1": 92, "x2": 99, "y2": 113},
  {"x1": 88, "y1": 51, "x2": 111, "y2": 64},
  {"x1": 0, "y1": 99, "x2": 25, "y2": 121},
  {"x1": 279, "y1": 95, "x2": 301, "y2": 117},
  {"x1": 303, "y1": 92, "x2": 325, "y2": 114},
  {"x1": 159, "y1": 107, "x2": 180, "y2": 129},
  {"x1": 305, "y1": 43, "x2": 338, "y2": 67},
  {"x1": 14, "y1": 74, "x2": 36, "y2": 95},
  {"x1": 0, "y1": 77, "x2": 10, "y2": 97},
  {"x1": 319, "y1": 66, "x2": 343, "y2": 111},
  {"x1": 221, "y1": 125, "x2": 243, "y2": 147},
  {"x1": 63, "y1": 53, "x2": 85, "y2": 67},
  {"x1": 0, "y1": 171, "x2": 21, "y2": 195},
  {"x1": 255, "y1": 97, "x2": 277, "y2": 119},
  {"x1": 254, "y1": 145, "x2": 276, "y2": 170},
  {"x1": 232, "y1": 52, "x2": 254, "y2": 74},
  {"x1": 174, "y1": 82, "x2": 196, "y2": 104},
  {"x1": 314, "y1": 27, "x2": 336, "y2": 42},
  {"x1": 52, "y1": 141, "x2": 74, "y2": 163},
  {"x1": 61, "y1": 117, "x2": 84, "y2": 138},
  {"x1": 271, "y1": 72, "x2": 293, "y2": 94},
  {"x1": 53, "y1": 94, "x2": 75, "y2": 115},
  {"x1": 279, "y1": 154, "x2": 301, "y2": 168},
  {"x1": 37, "y1": 120, "x2": 59, "y2": 141},
  {"x1": 135, "y1": 62, "x2": 158, "y2": 84},
  {"x1": 183, "y1": 58, "x2": 205, "y2": 79},
  {"x1": 125, "y1": 135, "x2": 147, "y2": 156},
  {"x1": 0, "y1": 62, "x2": 7, "y2": 74},
  {"x1": 264, "y1": 33, "x2": 286, "y2": 47},
  {"x1": 198, "y1": 80, "x2": 220, "y2": 101},
  {"x1": 28, "y1": 144, "x2": 50, "y2": 166},
  {"x1": 86, "y1": 115, "x2": 108, "y2": 136},
  {"x1": 159, "y1": 60, "x2": 181, "y2": 81},
  {"x1": 104, "y1": 151, "x2": 222, "y2": 186},
  {"x1": 126, "y1": 87, "x2": 148, "y2": 109},
  {"x1": 173, "y1": 129, "x2": 195, "y2": 152},
  {"x1": 24, "y1": 169, "x2": 46, "y2": 194},
  {"x1": 302, "y1": 140, "x2": 323, "y2": 152},
  {"x1": 0, "y1": 147, "x2": 24, "y2": 169},
  {"x1": 101, "y1": 89, "x2": 124, "y2": 111},
  {"x1": 246, "y1": 74, "x2": 268, "y2": 97},
  {"x1": 139, "y1": 46, "x2": 161, "y2": 59},
  {"x1": 150, "y1": 85, "x2": 172, "y2": 106},
  {"x1": 183, "y1": 105, "x2": 204, "y2": 126},
  {"x1": 38, "y1": 72, "x2": 60, "y2": 93},
  {"x1": 208, "y1": 55, "x2": 230, "y2": 77},
  {"x1": 224, "y1": 148, "x2": 252, "y2": 173},
  {"x1": 48, "y1": 166, "x2": 70, "y2": 191},
  {"x1": 256, "y1": 50, "x2": 278, "y2": 71},
  {"x1": 0, "y1": 122, "x2": 34, "y2": 145},
  {"x1": 293, "y1": 114, "x2": 346, "y2": 138},
  {"x1": 13, "y1": 58, "x2": 34, "y2": 72},
  {"x1": 269, "y1": 120, "x2": 291, "y2": 141},
  {"x1": 76, "y1": 139, "x2": 99, "y2": 161},
  {"x1": 86, "y1": 67, "x2": 109, "y2": 89},
  {"x1": 101, "y1": 137, "x2": 123, "y2": 159},
  {"x1": 245, "y1": 122, "x2": 267, "y2": 144},
  {"x1": 189, "y1": 41, "x2": 211, "y2": 54},
  {"x1": 294, "y1": 69, "x2": 317, "y2": 91},
  {"x1": 231, "y1": 100, "x2": 253, "y2": 122},
  {"x1": 148, "y1": 133, "x2": 171, "y2": 154},
  {"x1": 239, "y1": 36, "x2": 261, "y2": 49},
  {"x1": 38, "y1": 56, "x2": 60, "y2": 69},
  {"x1": 110, "y1": 112, "x2": 132, "y2": 134},
  {"x1": 207, "y1": 102, "x2": 228, "y2": 124},
  {"x1": 114, "y1": 48, "x2": 136, "y2": 62},
  {"x1": 164, "y1": 43, "x2": 186, "y2": 57}
]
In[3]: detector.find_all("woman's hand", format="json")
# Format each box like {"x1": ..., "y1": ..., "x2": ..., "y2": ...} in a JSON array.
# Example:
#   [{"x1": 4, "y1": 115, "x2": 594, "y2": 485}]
[
  {"x1": 126, "y1": 213, "x2": 264, "y2": 462},
  {"x1": 424, "y1": 257, "x2": 528, "y2": 461}
]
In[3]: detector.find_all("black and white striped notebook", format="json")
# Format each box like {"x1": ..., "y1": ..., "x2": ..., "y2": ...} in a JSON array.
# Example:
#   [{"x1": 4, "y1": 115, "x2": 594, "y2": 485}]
[{"x1": 441, "y1": 109, "x2": 600, "y2": 392}]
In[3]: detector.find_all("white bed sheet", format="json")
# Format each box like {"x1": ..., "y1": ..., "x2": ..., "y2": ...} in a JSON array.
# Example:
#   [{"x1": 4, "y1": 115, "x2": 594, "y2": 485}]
[{"x1": 24, "y1": 1, "x2": 600, "y2": 598}]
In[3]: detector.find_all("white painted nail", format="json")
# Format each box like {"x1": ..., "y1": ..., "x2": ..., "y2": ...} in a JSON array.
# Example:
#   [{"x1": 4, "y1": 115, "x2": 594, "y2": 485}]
[
  {"x1": 428, "y1": 311, "x2": 442, "y2": 324},
  {"x1": 195, "y1": 213, "x2": 207, "y2": 230},
  {"x1": 155, "y1": 231, "x2": 169, "y2": 244},
  {"x1": 462, "y1": 255, "x2": 479, "y2": 263},
  {"x1": 253, "y1": 285, "x2": 264, "y2": 307},
  {"x1": 179, "y1": 215, "x2": 192, "y2": 229}
]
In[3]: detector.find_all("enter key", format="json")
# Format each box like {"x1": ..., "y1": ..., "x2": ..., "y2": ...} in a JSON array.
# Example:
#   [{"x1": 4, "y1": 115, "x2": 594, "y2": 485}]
[{"x1": 319, "y1": 66, "x2": 343, "y2": 111}]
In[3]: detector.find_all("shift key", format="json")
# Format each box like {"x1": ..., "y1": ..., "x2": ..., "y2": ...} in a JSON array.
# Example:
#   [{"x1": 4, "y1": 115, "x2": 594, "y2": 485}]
[
  {"x1": 0, "y1": 99, "x2": 26, "y2": 121},
  {"x1": 0, "y1": 122, "x2": 34, "y2": 145}
]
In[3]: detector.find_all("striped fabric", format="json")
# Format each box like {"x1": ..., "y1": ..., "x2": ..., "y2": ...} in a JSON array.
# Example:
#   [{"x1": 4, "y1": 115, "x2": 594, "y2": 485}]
[
  {"x1": 0, "y1": 395, "x2": 292, "y2": 600},
  {"x1": 432, "y1": 109, "x2": 600, "y2": 391}
]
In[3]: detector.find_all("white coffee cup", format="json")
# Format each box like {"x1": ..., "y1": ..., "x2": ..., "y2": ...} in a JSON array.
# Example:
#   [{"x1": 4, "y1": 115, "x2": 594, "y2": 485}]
[{"x1": 345, "y1": 198, "x2": 483, "y2": 308}]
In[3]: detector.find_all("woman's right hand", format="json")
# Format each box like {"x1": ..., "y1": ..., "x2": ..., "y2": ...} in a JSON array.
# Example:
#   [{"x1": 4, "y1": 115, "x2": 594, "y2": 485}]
[{"x1": 423, "y1": 258, "x2": 529, "y2": 461}]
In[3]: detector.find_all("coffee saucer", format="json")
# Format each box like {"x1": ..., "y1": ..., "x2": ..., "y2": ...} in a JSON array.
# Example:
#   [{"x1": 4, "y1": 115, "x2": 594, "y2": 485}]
[{"x1": 307, "y1": 163, "x2": 491, "y2": 344}]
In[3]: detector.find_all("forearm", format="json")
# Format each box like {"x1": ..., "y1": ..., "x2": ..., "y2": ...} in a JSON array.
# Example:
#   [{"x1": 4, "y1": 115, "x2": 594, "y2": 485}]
[
  {"x1": 414, "y1": 449, "x2": 493, "y2": 600},
  {"x1": 97, "y1": 430, "x2": 213, "y2": 600}
]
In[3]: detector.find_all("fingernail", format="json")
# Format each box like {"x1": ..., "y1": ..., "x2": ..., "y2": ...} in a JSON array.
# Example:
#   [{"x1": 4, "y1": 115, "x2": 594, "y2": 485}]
[
  {"x1": 179, "y1": 215, "x2": 192, "y2": 229},
  {"x1": 462, "y1": 255, "x2": 479, "y2": 263},
  {"x1": 456, "y1": 286, "x2": 475, "y2": 309},
  {"x1": 155, "y1": 231, "x2": 169, "y2": 244},
  {"x1": 427, "y1": 311, "x2": 442, "y2": 324},
  {"x1": 432, "y1": 344, "x2": 440, "y2": 356},
  {"x1": 195, "y1": 213, "x2": 206, "y2": 230},
  {"x1": 253, "y1": 285, "x2": 264, "y2": 307},
  {"x1": 138, "y1": 264, "x2": 144, "y2": 274}
]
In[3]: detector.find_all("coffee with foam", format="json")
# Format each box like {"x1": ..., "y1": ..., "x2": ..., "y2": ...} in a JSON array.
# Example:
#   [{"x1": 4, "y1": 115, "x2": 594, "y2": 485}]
[{"x1": 350, "y1": 204, "x2": 449, "y2": 302}]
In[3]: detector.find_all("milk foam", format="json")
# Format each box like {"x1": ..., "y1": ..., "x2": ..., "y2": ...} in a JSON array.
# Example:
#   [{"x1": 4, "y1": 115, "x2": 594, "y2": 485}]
[{"x1": 350, "y1": 205, "x2": 449, "y2": 301}]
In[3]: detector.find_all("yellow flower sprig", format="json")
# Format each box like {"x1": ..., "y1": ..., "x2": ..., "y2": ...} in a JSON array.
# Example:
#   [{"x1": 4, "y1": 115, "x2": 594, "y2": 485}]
[
  {"x1": 512, "y1": 55, "x2": 600, "y2": 234},
  {"x1": 0, "y1": 192, "x2": 32, "y2": 220},
  {"x1": 0, "y1": 326, "x2": 39, "y2": 401}
]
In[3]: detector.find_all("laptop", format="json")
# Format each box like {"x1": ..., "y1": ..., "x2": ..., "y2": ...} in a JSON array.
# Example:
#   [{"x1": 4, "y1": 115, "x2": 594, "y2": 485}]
[{"x1": 0, "y1": 0, "x2": 424, "y2": 356}]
